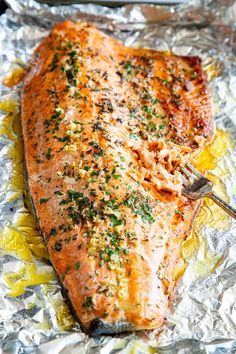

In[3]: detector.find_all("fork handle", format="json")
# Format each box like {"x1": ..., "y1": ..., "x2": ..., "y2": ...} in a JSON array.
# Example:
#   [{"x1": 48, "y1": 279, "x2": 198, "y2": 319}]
[{"x1": 209, "y1": 193, "x2": 236, "y2": 219}]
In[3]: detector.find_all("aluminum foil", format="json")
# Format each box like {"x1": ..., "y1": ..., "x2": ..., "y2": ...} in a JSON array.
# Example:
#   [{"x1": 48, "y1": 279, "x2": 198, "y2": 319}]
[{"x1": 0, "y1": 0, "x2": 236, "y2": 353}]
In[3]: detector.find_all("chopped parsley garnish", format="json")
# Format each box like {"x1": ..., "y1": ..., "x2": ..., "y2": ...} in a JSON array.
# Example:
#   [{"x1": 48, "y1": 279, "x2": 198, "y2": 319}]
[
  {"x1": 67, "y1": 207, "x2": 81, "y2": 224},
  {"x1": 109, "y1": 214, "x2": 123, "y2": 226},
  {"x1": 125, "y1": 231, "x2": 137, "y2": 240},
  {"x1": 93, "y1": 122, "x2": 103, "y2": 131},
  {"x1": 54, "y1": 241, "x2": 62, "y2": 252},
  {"x1": 142, "y1": 105, "x2": 152, "y2": 114},
  {"x1": 135, "y1": 202, "x2": 155, "y2": 224},
  {"x1": 89, "y1": 189, "x2": 97, "y2": 197},
  {"x1": 113, "y1": 174, "x2": 121, "y2": 179},
  {"x1": 105, "y1": 175, "x2": 111, "y2": 183},
  {"x1": 159, "y1": 123, "x2": 166, "y2": 130},
  {"x1": 108, "y1": 232, "x2": 119, "y2": 246},
  {"x1": 124, "y1": 194, "x2": 155, "y2": 224},
  {"x1": 45, "y1": 148, "x2": 53, "y2": 160},
  {"x1": 50, "y1": 228, "x2": 57, "y2": 236},
  {"x1": 66, "y1": 67, "x2": 78, "y2": 85},
  {"x1": 75, "y1": 262, "x2": 80, "y2": 270},
  {"x1": 49, "y1": 52, "x2": 59, "y2": 71},
  {"x1": 143, "y1": 92, "x2": 152, "y2": 100},
  {"x1": 148, "y1": 122, "x2": 156, "y2": 131},
  {"x1": 162, "y1": 79, "x2": 169, "y2": 85},
  {"x1": 52, "y1": 107, "x2": 63, "y2": 118},
  {"x1": 106, "y1": 198, "x2": 120, "y2": 211},
  {"x1": 88, "y1": 141, "x2": 104, "y2": 159},
  {"x1": 54, "y1": 190, "x2": 63, "y2": 196},
  {"x1": 47, "y1": 108, "x2": 64, "y2": 133},
  {"x1": 89, "y1": 141, "x2": 99, "y2": 148},
  {"x1": 112, "y1": 169, "x2": 121, "y2": 179},
  {"x1": 191, "y1": 71, "x2": 198, "y2": 79},
  {"x1": 129, "y1": 133, "x2": 139, "y2": 140},
  {"x1": 142, "y1": 93, "x2": 159, "y2": 104},
  {"x1": 124, "y1": 61, "x2": 133, "y2": 75},
  {"x1": 57, "y1": 136, "x2": 70, "y2": 143},
  {"x1": 90, "y1": 170, "x2": 99, "y2": 177},
  {"x1": 82, "y1": 296, "x2": 93, "y2": 309},
  {"x1": 67, "y1": 190, "x2": 83, "y2": 201},
  {"x1": 44, "y1": 119, "x2": 51, "y2": 130},
  {"x1": 94, "y1": 149, "x2": 104, "y2": 160},
  {"x1": 39, "y1": 197, "x2": 50, "y2": 204},
  {"x1": 130, "y1": 107, "x2": 138, "y2": 117},
  {"x1": 74, "y1": 91, "x2": 82, "y2": 98}
]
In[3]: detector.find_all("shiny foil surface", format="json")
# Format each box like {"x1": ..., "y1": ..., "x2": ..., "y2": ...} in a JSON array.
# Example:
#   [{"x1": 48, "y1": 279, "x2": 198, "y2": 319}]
[{"x1": 0, "y1": 0, "x2": 236, "y2": 353}]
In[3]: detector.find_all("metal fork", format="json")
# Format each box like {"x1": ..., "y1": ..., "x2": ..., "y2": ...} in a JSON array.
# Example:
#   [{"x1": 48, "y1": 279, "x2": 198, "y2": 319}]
[{"x1": 180, "y1": 162, "x2": 236, "y2": 219}]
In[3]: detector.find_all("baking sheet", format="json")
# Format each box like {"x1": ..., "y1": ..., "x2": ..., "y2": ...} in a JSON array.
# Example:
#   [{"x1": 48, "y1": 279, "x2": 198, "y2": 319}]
[{"x1": 0, "y1": 0, "x2": 236, "y2": 353}]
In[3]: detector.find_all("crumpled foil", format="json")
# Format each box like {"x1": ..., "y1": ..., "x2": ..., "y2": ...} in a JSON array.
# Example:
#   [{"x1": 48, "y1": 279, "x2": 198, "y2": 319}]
[{"x1": 0, "y1": 0, "x2": 236, "y2": 353}]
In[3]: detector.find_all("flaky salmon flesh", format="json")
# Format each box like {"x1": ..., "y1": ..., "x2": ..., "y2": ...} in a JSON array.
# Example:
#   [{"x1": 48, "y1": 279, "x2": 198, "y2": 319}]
[{"x1": 21, "y1": 21, "x2": 213, "y2": 335}]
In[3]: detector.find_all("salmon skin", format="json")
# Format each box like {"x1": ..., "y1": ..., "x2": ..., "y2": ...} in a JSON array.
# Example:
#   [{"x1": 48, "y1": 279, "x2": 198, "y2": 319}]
[{"x1": 21, "y1": 21, "x2": 213, "y2": 335}]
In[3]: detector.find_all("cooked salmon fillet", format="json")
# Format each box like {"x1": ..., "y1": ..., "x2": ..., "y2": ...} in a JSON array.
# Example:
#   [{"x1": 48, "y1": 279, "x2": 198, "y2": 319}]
[{"x1": 21, "y1": 21, "x2": 213, "y2": 335}]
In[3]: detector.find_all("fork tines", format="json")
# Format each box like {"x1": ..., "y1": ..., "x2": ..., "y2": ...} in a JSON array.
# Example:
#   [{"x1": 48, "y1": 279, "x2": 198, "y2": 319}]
[{"x1": 180, "y1": 162, "x2": 203, "y2": 187}]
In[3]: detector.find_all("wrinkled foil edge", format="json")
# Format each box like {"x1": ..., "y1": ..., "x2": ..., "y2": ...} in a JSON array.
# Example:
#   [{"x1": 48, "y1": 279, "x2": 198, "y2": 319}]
[{"x1": 0, "y1": 1, "x2": 236, "y2": 353}]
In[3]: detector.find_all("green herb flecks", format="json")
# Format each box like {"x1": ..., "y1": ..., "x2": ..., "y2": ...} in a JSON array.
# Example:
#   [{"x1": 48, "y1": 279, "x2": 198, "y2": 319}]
[
  {"x1": 82, "y1": 296, "x2": 93, "y2": 309},
  {"x1": 159, "y1": 123, "x2": 166, "y2": 130},
  {"x1": 99, "y1": 232, "x2": 129, "y2": 266},
  {"x1": 50, "y1": 228, "x2": 57, "y2": 236},
  {"x1": 112, "y1": 169, "x2": 121, "y2": 180},
  {"x1": 68, "y1": 190, "x2": 83, "y2": 201},
  {"x1": 75, "y1": 261, "x2": 81, "y2": 270},
  {"x1": 124, "y1": 193, "x2": 155, "y2": 224},
  {"x1": 54, "y1": 241, "x2": 62, "y2": 252},
  {"x1": 45, "y1": 107, "x2": 64, "y2": 133},
  {"x1": 129, "y1": 133, "x2": 139, "y2": 140},
  {"x1": 109, "y1": 214, "x2": 123, "y2": 226},
  {"x1": 49, "y1": 52, "x2": 59, "y2": 71},
  {"x1": 65, "y1": 50, "x2": 79, "y2": 86},
  {"x1": 148, "y1": 122, "x2": 156, "y2": 132},
  {"x1": 88, "y1": 141, "x2": 104, "y2": 160},
  {"x1": 122, "y1": 61, "x2": 133, "y2": 80},
  {"x1": 61, "y1": 190, "x2": 100, "y2": 224},
  {"x1": 54, "y1": 190, "x2": 63, "y2": 196},
  {"x1": 45, "y1": 148, "x2": 53, "y2": 160},
  {"x1": 106, "y1": 198, "x2": 120, "y2": 211},
  {"x1": 142, "y1": 105, "x2": 153, "y2": 114},
  {"x1": 39, "y1": 197, "x2": 51, "y2": 204}
]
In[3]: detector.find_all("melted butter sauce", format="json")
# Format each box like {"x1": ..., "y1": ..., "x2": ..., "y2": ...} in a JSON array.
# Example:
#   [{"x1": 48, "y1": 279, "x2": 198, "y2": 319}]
[
  {"x1": 0, "y1": 99, "x2": 75, "y2": 330},
  {"x1": 4, "y1": 263, "x2": 52, "y2": 297},
  {"x1": 3, "y1": 67, "x2": 26, "y2": 88},
  {"x1": 178, "y1": 129, "x2": 234, "y2": 280}
]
